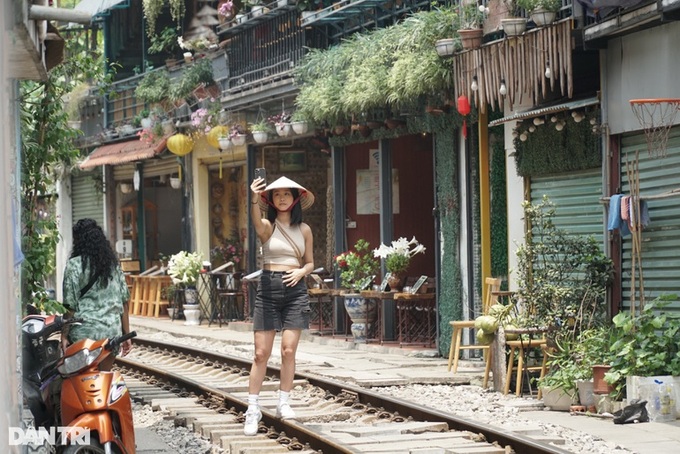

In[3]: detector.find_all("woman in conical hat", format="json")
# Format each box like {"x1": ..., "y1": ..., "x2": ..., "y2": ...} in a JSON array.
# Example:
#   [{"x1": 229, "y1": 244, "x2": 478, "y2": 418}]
[{"x1": 243, "y1": 174, "x2": 315, "y2": 435}]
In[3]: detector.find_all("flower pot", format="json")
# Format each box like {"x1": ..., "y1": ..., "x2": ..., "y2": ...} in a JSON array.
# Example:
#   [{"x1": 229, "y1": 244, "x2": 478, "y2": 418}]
[
  {"x1": 170, "y1": 177, "x2": 181, "y2": 189},
  {"x1": 501, "y1": 18, "x2": 527, "y2": 37},
  {"x1": 343, "y1": 294, "x2": 377, "y2": 343},
  {"x1": 252, "y1": 131, "x2": 268, "y2": 143},
  {"x1": 184, "y1": 288, "x2": 199, "y2": 305},
  {"x1": 577, "y1": 380, "x2": 595, "y2": 407},
  {"x1": 386, "y1": 273, "x2": 404, "y2": 292},
  {"x1": 541, "y1": 386, "x2": 578, "y2": 411},
  {"x1": 291, "y1": 121, "x2": 309, "y2": 135},
  {"x1": 592, "y1": 365, "x2": 613, "y2": 394},
  {"x1": 530, "y1": 8, "x2": 556, "y2": 27},
  {"x1": 218, "y1": 137, "x2": 232, "y2": 150},
  {"x1": 162, "y1": 119, "x2": 175, "y2": 135},
  {"x1": 435, "y1": 38, "x2": 456, "y2": 57},
  {"x1": 183, "y1": 303, "x2": 201, "y2": 326},
  {"x1": 276, "y1": 122, "x2": 292, "y2": 137},
  {"x1": 140, "y1": 117, "x2": 153, "y2": 129},
  {"x1": 231, "y1": 133, "x2": 247, "y2": 146},
  {"x1": 250, "y1": 5, "x2": 264, "y2": 17},
  {"x1": 458, "y1": 28, "x2": 483, "y2": 50}
]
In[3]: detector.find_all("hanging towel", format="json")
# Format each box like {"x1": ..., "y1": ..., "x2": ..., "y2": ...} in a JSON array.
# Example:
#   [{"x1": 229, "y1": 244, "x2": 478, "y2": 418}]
[
  {"x1": 640, "y1": 200, "x2": 650, "y2": 228},
  {"x1": 621, "y1": 196, "x2": 630, "y2": 223},
  {"x1": 608, "y1": 194, "x2": 630, "y2": 237}
]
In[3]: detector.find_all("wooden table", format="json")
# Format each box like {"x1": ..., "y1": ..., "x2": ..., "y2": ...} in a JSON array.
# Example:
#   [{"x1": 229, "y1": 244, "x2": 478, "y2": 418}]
[{"x1": 394, "y1": 292, "x2": 437, "y2": 347}]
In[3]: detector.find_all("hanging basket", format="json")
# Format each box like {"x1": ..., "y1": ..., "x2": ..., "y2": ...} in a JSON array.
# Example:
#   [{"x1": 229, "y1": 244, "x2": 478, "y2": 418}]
[
  {"x1": 276, "y1": 123, "x2": 292, "y2": 137},
  {"x1": 291, "y1": 121, "x2": 309, "y2": 135},
  {"x1": 231, "y1": 133, "x2": 247, "y2": 146},
  {"x1": 501, "y1": 18, "x2": 527, "y2": 37},
  {"x1": 435, "y1": 38, "x2": 456, "y2": 57},
  {"x1": 252, "y1": 131, "x2": 268, "y2": 143}
]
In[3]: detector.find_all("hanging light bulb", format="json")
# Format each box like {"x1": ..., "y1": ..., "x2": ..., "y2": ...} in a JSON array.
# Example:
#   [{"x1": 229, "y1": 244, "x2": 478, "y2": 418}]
[
  {"x1": 545, "y1": 61, "x2": 551, "y2": 79},
  {"x1": 556, "y1": 121, "x2": 565, "y2": 131},
  {"x1": 499, "y1": 79, "x2": 507, "y2": 96},
  {"x1": 471, "y1": 75, "x2": 478, "y2": 92},
  {"x1": 520, "y1": 132, "x2": 528, "y2": 141},
  {"x1": 572, "y1": 111, "x2": 584, "y2": 123},
  {"x1": 512, "y1": 130, "x2": 519, "y2": 138},
  {"x1": 551, "y1": 116, "x2": 558, "y2": 123},
  {"x1": 533, "y1": 117, "x2": 544, "y2": 126},
  {"x1": 529, "y1": 125, "x2": 536, "y2": 132},
  {"x1": 590, "y1": 117, "x2": 597, "y2": 125}
]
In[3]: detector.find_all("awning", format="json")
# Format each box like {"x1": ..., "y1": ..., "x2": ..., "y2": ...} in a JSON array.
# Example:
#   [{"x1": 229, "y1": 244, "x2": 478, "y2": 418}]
[
  {"x1": 488, "y1": 96, "x2": 600, "y2": 127},
  {"x1": 79, "y1": 137, "x2": 167, "y2": 170},
  {"x1": 74, "y1": 0, "x2": 129, "y2": 18}
]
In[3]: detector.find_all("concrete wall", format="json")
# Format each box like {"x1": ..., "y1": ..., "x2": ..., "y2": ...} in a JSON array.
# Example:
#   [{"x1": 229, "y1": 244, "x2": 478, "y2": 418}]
[
  {"x1": 606, "y1": 21, "x2": 680, "y2": 135},
  {"x1": 2, "y1": 0, "x2": 22, "y2": 450}
]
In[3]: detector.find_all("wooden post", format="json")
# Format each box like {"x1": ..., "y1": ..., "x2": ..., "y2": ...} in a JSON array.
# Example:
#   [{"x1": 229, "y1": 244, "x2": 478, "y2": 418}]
[{"x1": 492, "y1": 326, "x2": 507, "y2": 392}]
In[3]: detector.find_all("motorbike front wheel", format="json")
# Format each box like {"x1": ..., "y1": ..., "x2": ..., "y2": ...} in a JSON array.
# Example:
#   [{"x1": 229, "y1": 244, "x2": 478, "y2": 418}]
[{"x1": 59, "y1": 439, "x2": 109, "y2": 454}]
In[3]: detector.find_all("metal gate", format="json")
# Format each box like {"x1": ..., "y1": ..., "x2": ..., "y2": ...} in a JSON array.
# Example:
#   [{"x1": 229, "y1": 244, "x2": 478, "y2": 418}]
[
  {"x1": 530, "y1": 168, "x2": 604, "y2": 243},
  {"x1": 620, "y1": 127, "x2": 680, "y2": 312},
  {"x1": 71, "y1": 170, "x2": 104, "y2": 227}
]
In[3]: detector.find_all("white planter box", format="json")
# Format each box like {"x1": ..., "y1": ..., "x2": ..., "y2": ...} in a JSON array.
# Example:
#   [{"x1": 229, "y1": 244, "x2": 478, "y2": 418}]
[{"x1": 627, "y1": 375, "x2": 680, "y2": 419}]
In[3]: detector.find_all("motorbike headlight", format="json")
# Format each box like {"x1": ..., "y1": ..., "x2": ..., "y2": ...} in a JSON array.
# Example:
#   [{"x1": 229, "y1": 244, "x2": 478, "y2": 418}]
[
  {"x1": 58, "y1": 347, "x2": 102, "y2": 375},
  {"x1": 22, "y1": 319, "x2": 45, "y2": 334}
]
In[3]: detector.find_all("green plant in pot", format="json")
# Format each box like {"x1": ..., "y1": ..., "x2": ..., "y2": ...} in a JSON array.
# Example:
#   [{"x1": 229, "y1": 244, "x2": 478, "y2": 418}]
[
  {"x1": 512, "y1": 196, "x2": 613, "y2": 348},
  {"x1": 135, "y1": 69, "x2": 171, "y2": 105},
  {"x1": 372, "y1": 237, "x2": 426, "y2": 291},
  {"x1": 605, "y1": 295, "x2": 680, "y2": 399},
  {"x1": 516, "y1": 0, "x2": 561, "y2": 25},
  {"x1": 169, "y1": 58, "x2": 215, "y2": 104},
  {"x1": 148, "y1": 26, "x2": 181, "y2": 59}
]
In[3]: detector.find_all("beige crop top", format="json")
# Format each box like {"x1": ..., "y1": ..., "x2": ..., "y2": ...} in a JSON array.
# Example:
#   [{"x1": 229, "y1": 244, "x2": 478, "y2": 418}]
[{"x1": 262, "y1": 222, "x2": 305, "y2": 266}]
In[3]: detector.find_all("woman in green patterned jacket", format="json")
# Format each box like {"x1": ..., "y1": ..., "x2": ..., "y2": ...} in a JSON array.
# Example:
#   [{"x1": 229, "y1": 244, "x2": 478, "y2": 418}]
[{"x1": 61, "y1": 218, "x2": 131, "y2": 370}]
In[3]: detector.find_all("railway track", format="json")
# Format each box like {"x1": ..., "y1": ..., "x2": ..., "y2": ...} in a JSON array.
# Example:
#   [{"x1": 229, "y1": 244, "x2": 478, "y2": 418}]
[{"x1": 117, "y1": 337, "x2": 571, "y2": 454}]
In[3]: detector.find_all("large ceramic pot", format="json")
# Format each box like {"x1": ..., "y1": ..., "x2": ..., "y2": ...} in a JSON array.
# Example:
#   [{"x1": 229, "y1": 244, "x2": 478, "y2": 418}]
[
  {"x1": 458, "y1": 28, "x2": 483, "y2": 50},
  {"x1": 501, "y1": 18, "x2": 527, "y2": 37},
  {"x1": 343, "y1": 294, "x2": 377, "y2": 343},
  {"x1": 530, "y1": 8, "x2": 556, "y2": 26},
  {"x1": 184, "y1": 287, "x2": 198, "y2": 304},
  {"x1": 183, "y1": 304, "x2": 201, "y2": 326}
]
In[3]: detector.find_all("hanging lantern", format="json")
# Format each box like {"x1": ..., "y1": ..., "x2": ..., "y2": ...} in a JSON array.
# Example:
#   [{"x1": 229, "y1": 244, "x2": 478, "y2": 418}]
[
  {"x1": 206, "y1": 125, "x2": 228, "y2": 148},
  {"x1": 167, "y1": 133, "x2": 194, "y2": 156},
  {"x1": 457, "y1": 95, "x2": 471, "y2": 140}
]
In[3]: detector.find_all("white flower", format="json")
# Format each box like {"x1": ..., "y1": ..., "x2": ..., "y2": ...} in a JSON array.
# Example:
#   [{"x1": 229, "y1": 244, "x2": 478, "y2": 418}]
[{"x1": 167, "y1": 250, "x2": 203, "y2": 286}]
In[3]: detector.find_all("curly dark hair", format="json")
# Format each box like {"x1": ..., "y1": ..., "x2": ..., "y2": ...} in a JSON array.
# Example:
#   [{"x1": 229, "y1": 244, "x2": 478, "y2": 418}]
[
  {"x1": 71, "y1": 218, "x2": 119, "y2": 286},
  {"x1": 266, "y1": 187, "x2": 303, "y2": 225}
]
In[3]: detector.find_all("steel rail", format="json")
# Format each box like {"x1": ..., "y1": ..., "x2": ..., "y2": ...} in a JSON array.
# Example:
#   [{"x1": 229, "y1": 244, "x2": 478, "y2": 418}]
[{"x1": 123, "y1": 337, "x2": 570, "y2": 454}]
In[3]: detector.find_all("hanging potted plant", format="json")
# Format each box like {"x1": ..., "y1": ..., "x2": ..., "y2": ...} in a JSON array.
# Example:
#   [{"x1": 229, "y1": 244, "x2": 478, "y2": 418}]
[
  {"x1": 148, "y1": 26, "x2": 181, "y2": 66},
  {"x1": 269, "y1": 111, "x2": 292, "y2": 137},
  {"x1": 335, "y1": 239, "x2": 380, "y2": 342},
  {"x1": 290, "y1": 111, "x2": 310, "y2": 135},
  {"x1": 249, "y1": 119, "x2": 271, "y2": 143},
  {"x1": 229, "y1": 123, "x2": 247, "y2": 146}
]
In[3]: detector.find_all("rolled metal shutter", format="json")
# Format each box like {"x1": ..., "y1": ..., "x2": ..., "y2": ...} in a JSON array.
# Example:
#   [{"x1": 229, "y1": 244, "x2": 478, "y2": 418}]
[
  {"x1": 112, "y1": 156, "x2": 179, "y2": 181},
  {"x1": 620, "y1": 128, "x2": 680, "y2": 312},
  {"x1": 530, "y1": 169, "x2": 604, "y2": 243},
  {"x1": 72, "y1": 170, "x2": 104, "y2": 226}
]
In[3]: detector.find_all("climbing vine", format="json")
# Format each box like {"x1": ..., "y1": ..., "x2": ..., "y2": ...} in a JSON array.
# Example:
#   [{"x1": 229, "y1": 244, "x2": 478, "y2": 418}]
[{"x1": 20, "y1": 39, "x2": 116, "y2": 313}]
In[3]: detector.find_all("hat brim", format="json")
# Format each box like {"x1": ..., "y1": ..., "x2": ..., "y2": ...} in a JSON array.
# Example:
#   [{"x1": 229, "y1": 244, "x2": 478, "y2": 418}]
[{"x1": 258, "y1": 176, "x2": 315, "y2": 211}]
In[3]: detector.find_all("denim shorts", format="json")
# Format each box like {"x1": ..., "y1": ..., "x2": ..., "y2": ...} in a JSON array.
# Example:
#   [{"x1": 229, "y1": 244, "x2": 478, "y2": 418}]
[{"x1": 253, "y1": 270, "x2": 310, "y2": 331}]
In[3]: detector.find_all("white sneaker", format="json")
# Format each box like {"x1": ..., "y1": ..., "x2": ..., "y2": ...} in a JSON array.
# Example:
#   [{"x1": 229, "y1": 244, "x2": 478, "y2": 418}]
[
  {"x1": 243, "y1": 407, "x2": 262, "y2": 436},
  {"x1": 276, "y1": 402, "x2": 296, "y2": 419}
]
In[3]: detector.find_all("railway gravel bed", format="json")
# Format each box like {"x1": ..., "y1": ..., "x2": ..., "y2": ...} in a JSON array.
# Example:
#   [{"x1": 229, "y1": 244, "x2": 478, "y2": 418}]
[{"x1": 123, "y1": 331, "x2": 636, "y2": 453}]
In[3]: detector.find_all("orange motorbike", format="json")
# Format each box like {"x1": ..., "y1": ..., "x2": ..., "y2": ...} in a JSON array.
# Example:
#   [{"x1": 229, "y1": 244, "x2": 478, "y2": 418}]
[{"x1": 23, "y1": 312, "x2": 137, "y2": 453}]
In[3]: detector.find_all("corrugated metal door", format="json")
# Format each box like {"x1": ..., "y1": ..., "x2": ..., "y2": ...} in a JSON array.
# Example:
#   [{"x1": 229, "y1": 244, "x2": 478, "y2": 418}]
[
  {"x1": 72, "y1": 170, "x2": 104, "y2": 227},
  {"x1": 620, "y1": 128, "x2": 680, "y2": 312},
  {"x1": 530, "y1": 169, "x2": 604, "y2": 243}
]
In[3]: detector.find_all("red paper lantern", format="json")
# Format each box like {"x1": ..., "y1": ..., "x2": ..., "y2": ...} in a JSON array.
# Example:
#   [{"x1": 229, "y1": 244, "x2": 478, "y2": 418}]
[{"x1": 457, "y1": 95, "x2": 471, "y2": 140}]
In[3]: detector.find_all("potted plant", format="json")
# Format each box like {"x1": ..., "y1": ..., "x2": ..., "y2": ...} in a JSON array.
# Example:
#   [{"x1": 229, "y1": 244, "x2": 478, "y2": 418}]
[
  {"x1": 605, "y1": 295, "x2": 680, "y2": 403},
  {"x1": 290, "y1": 111, "x2": 310, "y2": 135},
  {"x1": 228, "y1": 123, "x2": 247, "y2": 146},
  {"x1": 148, "y1": 26, "x2": 181, "y2": 63},
  {"x1": 335, "y1": 239, "x2": 380, "y2": 342},
  {"x1": 516, "y1": 0, "x2": 561, "y2": 26},
  {"x1": 268, "y1": 111, "x2": 292, "y2": 137},
  {"x1": 135, "y1": 69, "x2": 171, "y2": 105},
  {"x1": 501, "y1": 0, "x2": 528, "y2": 36},
  {"x1": 167, "y1": 250, "x2": 203, "y2": 325},
  {"x1": 169, "y1": 58, "x2": 215, "y2": 105},
  {"x1": 249, "y1": 120, "x2": 271, "y2": 143},
  {"x1": 372, "y1": 236, "x2": 426, "y2": 291},
  {"x1": 457, "y1": 3, "x2": 488, "y2": 50},
  {"x1": 210, "y1": 237, "x2": 244, "y2": 269}
]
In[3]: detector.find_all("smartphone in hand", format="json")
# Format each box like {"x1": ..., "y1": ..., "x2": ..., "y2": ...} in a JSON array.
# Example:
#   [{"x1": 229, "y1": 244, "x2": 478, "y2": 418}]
[{"x1": 254, "y1": 168, "x2": 266, "y2": 184}]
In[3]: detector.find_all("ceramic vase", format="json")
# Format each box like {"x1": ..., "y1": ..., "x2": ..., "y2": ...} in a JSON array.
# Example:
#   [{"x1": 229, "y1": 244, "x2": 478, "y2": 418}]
[
  {"x1": 343, "y1": 294, "x2": 377, "y2": 343},
  {"x1": 183, "y1": 304, "x2": 200, "y2": 326}
]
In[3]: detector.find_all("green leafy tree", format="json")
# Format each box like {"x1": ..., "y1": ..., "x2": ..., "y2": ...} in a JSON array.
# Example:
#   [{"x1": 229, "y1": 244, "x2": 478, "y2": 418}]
[{"x1": 20, "y1": 38, "x2": 117, "y2": 313}]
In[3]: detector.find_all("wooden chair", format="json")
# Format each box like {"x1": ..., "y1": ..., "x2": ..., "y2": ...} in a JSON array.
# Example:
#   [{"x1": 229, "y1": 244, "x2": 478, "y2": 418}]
[
  {"x1": 447, "y1": 277, "x2": 502, "y2": 387},
  {"x1": 145, "y1": 276, "x2": 171, "y2": 318},
  {"x1": 504, "y1": 339, "x2": 550, "y2": 398}
]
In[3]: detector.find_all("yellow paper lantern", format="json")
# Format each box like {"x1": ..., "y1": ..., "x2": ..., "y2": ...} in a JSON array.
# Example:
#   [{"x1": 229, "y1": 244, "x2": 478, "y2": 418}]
[
  {"x1": 167, "y1": 133, "x2": 194, "y2": 157},
  {"x1": 206, "y1": 125, "x2": 228, "y2": 149}
]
